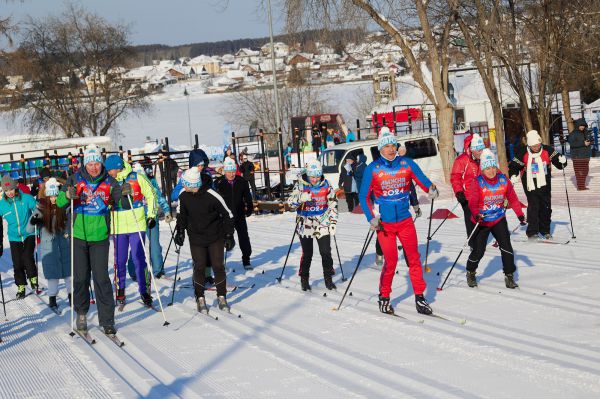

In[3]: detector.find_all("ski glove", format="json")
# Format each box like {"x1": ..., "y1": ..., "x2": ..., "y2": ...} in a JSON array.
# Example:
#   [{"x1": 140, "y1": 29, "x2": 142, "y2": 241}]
[
  {"x1": 147, "y1": 218, "x2": 156, "y2": 229},
  {"x1": 30, "y1": 215, "x2": 44, "y2": 226},
  {"x1": 456, "y1": 191, "x2": 467, "y2": 206},
  {"x1": 121, "y1": 182, "x2": 133, "y2": 196},
  {"x1": 413, "y1": 205, "x2": 422, "y2": 218},
  {"x1": 510, "y1": 175, "x2": 520, "y2": 185},
  {"x1": 518, "y1": 215, "x2": 526, "y2": 225},
  {"x1": 299, "y1": 192, "x2": 312, "y2": 203},
  {"x1": 174, "y1": 228, "x2": 185, "y2": 247},
  {"x1": 329, "y1": 222, "x2": 337, "y2": 235},
  {"x1": 427, "y1": 186, "x2": 439, "y2": 200},
  {"x1": 164, "y1": 214, "x2": 173, "y2": 224},
  {"x1": 558, "y1": 155, "x2": 567, "y2": 166},
  {"x1": 66, "y1": 186, "x2": 79, "y2": 200},
  {"x1": 370, "y1": 217, "x2": 382, "y2": 231},
  {"x1": 224, "y1": 234, "x2": 236, "y2": 251}
]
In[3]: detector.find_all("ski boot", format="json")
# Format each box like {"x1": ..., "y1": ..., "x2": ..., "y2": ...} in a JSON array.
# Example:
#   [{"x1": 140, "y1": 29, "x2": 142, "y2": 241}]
[
  {"x1": 375, "y1": 255, "x2": 384, "y2": 268},
  {"x1": 16, "y1": 285, "x2": 26, "y2": 299},
  {"x1": 141, "y1": 293, "x2": 153, "y2": 307},
  {"x1": 324, "y1": 275, "x2": 337, "y2": 290},
  {"x1": 155, "y1": 270, "x2": 165, "y2": 279},
  {"x1": 504, "y1": 274, "x2": 519, "y2": 289},
  {"x1": 76, "y1": 314, "x2": 88, "y2": 333},
  {"x1": 300, "y1": 275, "x2": 311, "y2": 292},
  {"x1": 415, "y1": 294, "x2": 433, "y2": 315},
  {"x1": 217, "y1": 296, "x2": 230, "y2": 311},
  {"x1": 243, "y1": 262, "x2": 253, "y2": 271},
  {"x1": 116, "y1": 288, "x2": 126, "y2": 308},
  {"x1": 103, "y1": 325, "x2": 117, "y2": 336},
  {"x1": 378, "y1": 295, "x2": 394, "y2": 314},
  {"x1": 196, "y1": 296, "x2": 209, "y2": 314},
  {"x1": 541, "y1": 233, "x2": 552, "y2": 240},
  {"x1": 49, "y1": 296, "x2": 58, "y2": 310},
  {"x1": 466, "y1": 271, "x2": 478, "y2": 288},
  {"x1": 30, "y1": 277, "x2": 39, "y2": 293}
]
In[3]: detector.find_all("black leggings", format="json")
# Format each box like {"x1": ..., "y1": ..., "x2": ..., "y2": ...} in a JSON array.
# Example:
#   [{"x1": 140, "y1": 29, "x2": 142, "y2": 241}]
[
  {"x1": 10, "y1": 236, "x2": 37, "y2": 286},
  {"x1": 191, "y1": 239, "x2": 226, "y2": 297},
  {"x1": 299, "y1": 235, "x2": 334, "y2": 277},
  {"x1": 466, "y1": 218, "x2": 516, "y2": 275}
]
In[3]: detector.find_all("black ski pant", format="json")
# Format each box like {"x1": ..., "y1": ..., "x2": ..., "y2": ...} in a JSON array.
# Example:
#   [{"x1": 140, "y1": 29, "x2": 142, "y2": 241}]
[
  {"x1": 73, "y1": 238, "x2": 114, "y2": 327},
  {"x1": 235, "y1": 217, "x2": 252, "y2": 266},
  {"x1": 191, "y1": 239, "x2": 226, "y2": 298},
  {"x1": 10, "y1": 236, "x2": 37, "y2": 287},
  {"x1": 460, "y1": 201, "x2": 476, "y2": 237},
  {"x1": 299, "y1": 235, "x2": 334, "y2": 277},
  {"x1": 466, "y1": 218, "x2": 516, "y2": 275},
  {"x1": 524, "y1": 187, "x2": 552, "y2": 236},
  {"x1": 345, "y1": 192, "x2": 359, "y2": 212}
]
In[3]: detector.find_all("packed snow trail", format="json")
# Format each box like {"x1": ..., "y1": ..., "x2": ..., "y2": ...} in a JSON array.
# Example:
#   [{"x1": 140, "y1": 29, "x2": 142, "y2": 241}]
[{"x1": 2, "y1": 197, "x2": 600, "y2": 398}]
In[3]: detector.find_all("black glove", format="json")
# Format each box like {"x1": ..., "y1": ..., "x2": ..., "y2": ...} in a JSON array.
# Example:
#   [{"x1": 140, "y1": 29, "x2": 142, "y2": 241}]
[
  {"x1": 121, "y1": 182, "x2": 133, "y2": 196},
  {"x1": 31, "y1": 216, "x2": 44, "y2": 226},
  {"x1": 224, "y1": 234, "x2": 236, "y2": 251},
  {"x1": 475, "y1": 213, "x2": 484, "y2": 223},
  {"x1": 518, "y1": 215, "x2": 526, "y2": 225},
  {"x1": 147, "y1": 218, "x2": 156, "y2": 229},
  {"x1": 174, "y1": 228, "x2": 185, "y2": 247},
  {"x1": 66, "y1": 186, "x2": 79, "y2": 200},
  {"x1": 456, "y1": 191, "x2": 467, "y2": 206}
]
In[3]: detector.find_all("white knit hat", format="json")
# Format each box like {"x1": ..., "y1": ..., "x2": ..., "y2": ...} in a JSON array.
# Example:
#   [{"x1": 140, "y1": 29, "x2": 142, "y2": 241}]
[
  {"x1": 223, "y1": 157, "x2": 237, "y2": 172},
  {"x1": 526, "y1": 130, "x2": 542, "y2": 146},
  {"x1": 182, "y1": 168, "x2": 202, "y2": 188},
  {"x1": 83, "y1": 144, "x2": 103, "y2": 166},
  {"x1": 480, "y1": 148, "x2": 498, "y2": 170},
  {"x1": 305, "y1": 159, "x2": 322, "y2": 177},
  {"x1": 378, "y1": 127, "x2": 397, "y2": 150},
  {"x1": 45, "y1": 178, "x2": 61, "y2": 197},
  {"x1": 470, "y1": 134, "x2": 485, "y2": 151}
]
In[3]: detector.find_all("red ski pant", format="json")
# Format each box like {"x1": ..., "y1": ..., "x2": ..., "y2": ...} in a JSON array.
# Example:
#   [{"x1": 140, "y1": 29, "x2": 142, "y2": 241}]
[{"x1": 377, "y1": 218, "x2": 426, "y2": 297}]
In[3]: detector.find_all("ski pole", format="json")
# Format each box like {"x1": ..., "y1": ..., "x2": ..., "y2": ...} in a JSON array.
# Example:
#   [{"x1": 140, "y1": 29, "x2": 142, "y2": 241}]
[
  {"x1": 69, "y1": 197, "x2": 75, "y2": 336},
  {"x1": 127, "y1": 195, "x2": 169, "y2": 326},
  {"x1": 276, "y1": 216, "x2": 301, "y2": 283},
  {"x1": 332, "y1": 235, "x2": 346, "y2": 281},
  {"x1": 562, "y1": 167, "x2": 576, "y2": 239},
  {"x1": 437, "y1": 221, "x2": 481, "y2": 291},
  {"x1": 161, "y1": 222, "x2": 176, "y2": 272},
  {"x1": 335, "y1": 229, "x2": 375, "y2": 311},
  {"x1": 423, "y1": 197, "x2": 435, "y2": 273},
  {"x1": 1, "y1": 272, "x2": 7, "y2": 319},
  {"x1": 167, "y1": 243, "x2": 181, "y2": 307}
]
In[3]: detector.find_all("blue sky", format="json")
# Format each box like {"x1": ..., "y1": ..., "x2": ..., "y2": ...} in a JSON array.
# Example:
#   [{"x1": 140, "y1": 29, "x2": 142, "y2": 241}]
[{"x1": 2, "y1": 0, "x2": 286, "y2": 46}]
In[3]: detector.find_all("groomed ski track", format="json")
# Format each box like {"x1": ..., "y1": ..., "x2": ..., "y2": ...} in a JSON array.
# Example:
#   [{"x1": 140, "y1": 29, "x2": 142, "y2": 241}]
[{"x1": 1, "y1": 197, "x2": 599, "y2": 398}]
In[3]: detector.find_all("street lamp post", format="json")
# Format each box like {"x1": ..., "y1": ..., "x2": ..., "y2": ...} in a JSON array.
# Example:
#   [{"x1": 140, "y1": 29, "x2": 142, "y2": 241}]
[{"x1": 184, "y1": 86, "x2": 192, "y2": 148}]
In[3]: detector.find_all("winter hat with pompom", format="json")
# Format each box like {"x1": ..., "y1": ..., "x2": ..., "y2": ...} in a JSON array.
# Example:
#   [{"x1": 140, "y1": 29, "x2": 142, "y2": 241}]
[
  {"x1": 480, "y1": 148, "x2": 498, "y2": 170},
  {"x1": 182, "y1": 168, "x2": 202, "y2": 188},
  {"x1": 378, "y1": 127, "x2": 397, "y2": 150},
  {"x1": 470, "y1": 134, "x2": 485, "y2": 151},
  {"x1": 223, "y1": 157, "x2": 237, "y2": 172},
  {"x1": 44, "y1": 178, "x2": 61, "y2": 197},
  {"x1": 83, "y1": 144, "x2": 103, "y2": 166},
  {"x1": 305, "y1": 159, "x2": 323, "y2": 177}
]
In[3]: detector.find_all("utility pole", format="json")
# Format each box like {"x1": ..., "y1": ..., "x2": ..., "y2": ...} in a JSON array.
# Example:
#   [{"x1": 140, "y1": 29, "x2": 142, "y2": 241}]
[
  {"x1": 184, "y1": 86, "x2": 192, "y2": 148},
  {"x1": 267, "y1": 0, "x2": 282, "y2": 136}
]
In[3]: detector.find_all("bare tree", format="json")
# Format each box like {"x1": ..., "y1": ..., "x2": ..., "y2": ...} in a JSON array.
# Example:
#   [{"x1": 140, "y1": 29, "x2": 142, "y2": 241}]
[
  {"x1": 4, "y1": 4, "x2": 150, "y2": 138},
  {"x1": 284, "y1": 0, "x2": 459, "y2": 182},
  {"x1": 225, "y1": 84, "x2": 330, "y2": 145}
]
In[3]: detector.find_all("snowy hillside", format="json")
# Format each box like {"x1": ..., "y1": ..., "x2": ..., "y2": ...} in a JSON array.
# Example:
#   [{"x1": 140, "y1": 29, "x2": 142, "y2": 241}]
[{"x1": 1, "y1": 161, "x2": 599, "y2": 398}]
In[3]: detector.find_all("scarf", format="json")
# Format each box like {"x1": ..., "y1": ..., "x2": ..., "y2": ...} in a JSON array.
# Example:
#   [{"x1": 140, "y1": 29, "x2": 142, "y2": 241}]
[{"x1": 526, "y1": 147, "x2": 546, "y2": 191}]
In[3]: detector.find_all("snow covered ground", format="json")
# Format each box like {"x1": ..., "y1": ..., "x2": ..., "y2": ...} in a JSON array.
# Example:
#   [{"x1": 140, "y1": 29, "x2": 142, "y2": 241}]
[{"x1": 1, "y1": 160, "x2": 599, "y2": 398}]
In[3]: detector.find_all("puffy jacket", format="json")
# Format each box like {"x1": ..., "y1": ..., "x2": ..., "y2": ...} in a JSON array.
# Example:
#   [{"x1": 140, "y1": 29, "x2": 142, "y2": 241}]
[
  {"x1": 567, "y1": 118, "x2": 592, "y2": 159},
  {"x1": 450, "y1": 135, "x2": 480, "y2": 199},
  {"x1": 359, "y1": 155, "x2": 433, "y2": 224},
  {"x1": 56, "y1": 167, "x2": 125, "y2": 242},
  {"x1": 0, "y1": 192, "x2": 37, "y2": 242},
  {"x1": 468, "y1": 173, "x2": 524, "y2": 227},
  {"x1": 239, "y1": 160, "x2": 256, "y2": 181},
  {"x1": 215, "y1": 175, "x2": 253, "y2": 220},
  {"x1": 287, "y1": 174, "x2": 338, "y2": 238},
  {"x1": 111, "y1": 162, "x2": 157, "y2": 234},
  {"x1": 508, "y1": 144, "x2": 565, "y2": 190},
  {"x1": 149, "y1": 176, "x2": 170, "y2": 215},
  {"x1": 176, "y1": 174, "x2": 234, "y2": 246}
]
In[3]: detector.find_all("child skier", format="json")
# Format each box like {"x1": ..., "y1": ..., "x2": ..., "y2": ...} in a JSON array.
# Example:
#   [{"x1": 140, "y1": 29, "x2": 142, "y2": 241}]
[
  {"x1": 28, "y1": 178, "x2": 71, "y2": 311},
  {"x1": 0, "y1": 176, "x2": 39, "y2": 299},
  {"x1": 359, "y1": 128, "x2": 438, "y2": 315},
  {"x1": 215, "y1": 157, "x2": 254, "y2": 270},
  {"x1": 174, "y1": 168, "x2": 235, "y2": 313},
  {"x1": 287, "y1": 159, "x2": 338, "y2": 291},
  {"x1": 105, "y1": 155, "x2": 157, "y2": 308},
  {"x1": 466, "y1": 149, "x2": 526, "y2": 288}
]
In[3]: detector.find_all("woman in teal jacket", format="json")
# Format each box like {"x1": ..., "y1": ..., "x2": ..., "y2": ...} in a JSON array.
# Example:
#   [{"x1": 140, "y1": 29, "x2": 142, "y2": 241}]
[{"x1": 0, "y1": 175, "x2": 38, "y2": 299}]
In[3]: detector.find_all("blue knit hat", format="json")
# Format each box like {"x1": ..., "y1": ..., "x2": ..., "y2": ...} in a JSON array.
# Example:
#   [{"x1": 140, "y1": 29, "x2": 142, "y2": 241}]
[
  {"x1": 480, "y1": 148, "x2": 497, "y2": 170},
  {"x1": 223, "y1": 157, "x2": 237, "y2": 172},
  {"x1": 305, "y1": 159, "x2": 322, "y2": 177},
  {"x1": 182, "y1": 168, "x2": 202, "y2": 188},
  {"x1": 83, "y1": 145, "x2": 103, "y2": 166},
  {"x1": 378, "y1": 127, "x2": 397, "y2": 150},
  {"x1": 45, "y1": 178, "x2": 61, "y2": 197},
  {"x1": 105, "y1": 155, "x2": 125, "y2": 171}
]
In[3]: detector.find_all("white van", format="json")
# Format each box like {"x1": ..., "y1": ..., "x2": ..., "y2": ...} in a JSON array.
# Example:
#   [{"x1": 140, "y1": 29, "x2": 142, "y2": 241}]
[{"x1": 321, "y1": 133, "x2": 442, "y2": 190}]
